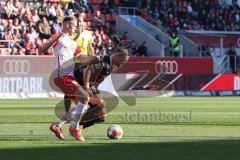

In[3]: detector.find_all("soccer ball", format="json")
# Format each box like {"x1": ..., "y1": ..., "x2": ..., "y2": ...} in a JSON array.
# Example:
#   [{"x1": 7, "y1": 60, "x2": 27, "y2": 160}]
[{"x1": 107, "y1": 124, "x2": 123, "y2": 139}]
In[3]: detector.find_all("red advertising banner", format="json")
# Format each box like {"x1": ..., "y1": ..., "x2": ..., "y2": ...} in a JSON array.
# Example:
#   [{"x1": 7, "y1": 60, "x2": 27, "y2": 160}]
[
  {"x1": 124, "y1": 73, "x2": 240, "y2": 91},
  {"x1": 0, "y1": 56, "x2": 55, "y2": 75},
  {"x1": 201, "y1": 74, "x2": 240, "y2": 91},
  {"x1": 117, "y1": 57, "x2": 213, "y2": 74},
  {"x1": 0, "y1": 56, "x2": 213, "y2": 75}
]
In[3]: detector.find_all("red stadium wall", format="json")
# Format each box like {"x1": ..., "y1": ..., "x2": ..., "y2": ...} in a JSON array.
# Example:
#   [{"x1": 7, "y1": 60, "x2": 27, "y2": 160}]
[
  {"x1": 0, "y1": 56, "x2": 214, "y2": 75},
  {"x1": 0, "y1": 56, "x2": 238, "y2": 95},
  {"x1": 117, "y1": 57, "x2": 213, "y2": 74}
]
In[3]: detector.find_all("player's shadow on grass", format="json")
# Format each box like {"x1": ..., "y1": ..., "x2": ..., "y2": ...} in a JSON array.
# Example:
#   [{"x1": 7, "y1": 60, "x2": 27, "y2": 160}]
[{"x1": 1, "y1": 139, "x2": 240, "y2": 160}]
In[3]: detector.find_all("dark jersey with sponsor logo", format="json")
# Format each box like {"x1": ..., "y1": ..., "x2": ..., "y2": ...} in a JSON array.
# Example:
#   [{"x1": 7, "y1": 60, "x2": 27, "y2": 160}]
[{"x1": 74, "y1": 55, "x2": 112, "y2": 94}]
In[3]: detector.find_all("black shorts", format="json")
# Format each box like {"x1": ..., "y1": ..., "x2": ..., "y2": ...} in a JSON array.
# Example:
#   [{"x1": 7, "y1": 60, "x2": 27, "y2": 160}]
[{"x1": 74, "y1": 68, "x2": 84, "y2": 86}]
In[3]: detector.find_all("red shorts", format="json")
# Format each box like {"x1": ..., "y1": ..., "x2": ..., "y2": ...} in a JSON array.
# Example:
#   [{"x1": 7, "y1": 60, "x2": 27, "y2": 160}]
[{"x1": 54, "y1": 75, "x2": 80, "y2": 100}]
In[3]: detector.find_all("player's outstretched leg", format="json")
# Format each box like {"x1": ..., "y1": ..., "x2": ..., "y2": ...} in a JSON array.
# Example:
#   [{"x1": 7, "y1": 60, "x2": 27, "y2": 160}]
[
  {"x1": 50, "y1": 107, "x2": 77, "y2": 140},
  {"x1": 80, "y1": 96, "x2": 107, "y2": 129},
  {"x1": 80, "y1": 108, "x2": 105, "y2": 129},
  {"x1": 50, "y1": 76, "x2": 90, "y2": 141},
  {"x1": 69, "y1": 87, "x2": 90, "y2": 141}
]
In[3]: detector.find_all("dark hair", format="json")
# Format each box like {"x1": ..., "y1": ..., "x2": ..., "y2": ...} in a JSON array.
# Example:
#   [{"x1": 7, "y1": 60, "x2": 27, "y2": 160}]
[
  {"x1": 63, "y1": 16, "x2": 77, "y2": 23},
  {"x1": 113, "y1": 45, "x2": 129, "y2": 56}
]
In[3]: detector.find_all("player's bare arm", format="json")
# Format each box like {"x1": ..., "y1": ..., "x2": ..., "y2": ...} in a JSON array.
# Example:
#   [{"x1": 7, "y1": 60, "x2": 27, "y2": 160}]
[
  {"x1": 75, "y1": 54, "x2": 100, "y2": 65},
  {"x1": 82, "y1": 65, "x2": 94, "y2": 87},
  {"x1": 82, "y1": 65, "x2": 95, "y2": 96},
  {"x1": 39, "y1": 33, "x2": 63, "y2": 54}
]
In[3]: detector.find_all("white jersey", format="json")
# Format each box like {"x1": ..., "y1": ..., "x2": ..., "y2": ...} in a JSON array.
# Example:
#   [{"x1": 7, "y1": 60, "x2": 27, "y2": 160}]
[{"x1": 52, "y1": 34, "x2": 79, "y2": 78}]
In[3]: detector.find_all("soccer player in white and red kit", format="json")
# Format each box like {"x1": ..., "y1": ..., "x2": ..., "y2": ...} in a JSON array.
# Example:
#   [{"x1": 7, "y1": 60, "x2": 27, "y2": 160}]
[
  {"x1": 51, "y1": 48, "x2": 129, "y2": 136},
  {"x1": 48, "y1": 16, "x2": 97, "y2": 141}
]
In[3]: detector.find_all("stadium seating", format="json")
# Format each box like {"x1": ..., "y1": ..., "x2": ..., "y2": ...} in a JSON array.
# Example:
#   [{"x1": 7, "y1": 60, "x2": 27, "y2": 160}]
[
  {"x1": 136, "y1": 0, "x2": 240, "y2": 32},
  {"x1": 0, "y1": 0, "x2": 239, "y2": 59}
]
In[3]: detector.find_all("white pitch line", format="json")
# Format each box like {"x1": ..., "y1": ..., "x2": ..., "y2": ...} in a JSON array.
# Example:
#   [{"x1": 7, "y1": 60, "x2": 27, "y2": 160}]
[
  {"x1": 143, "y1": 73, "x2": 162, "y2": 89},
  {"x1": 200, "y1": 74, "x2": 222, "y2": 91},
  {"x1": 129, "y1": 73, "x2": 149, "y2": 90},
  {"x1": 162, "y1": 74, "x2": 183, "y2": 91}
]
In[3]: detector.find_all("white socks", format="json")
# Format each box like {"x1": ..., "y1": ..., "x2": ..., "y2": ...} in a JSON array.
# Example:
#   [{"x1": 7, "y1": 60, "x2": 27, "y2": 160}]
[
  {"x1": 72, "y1": 102, "x2": 89, "y2": 129},
  {"x1": 56, "y1": 107, "x2": 76, "y2": 128},
  {"x1": 55, "y1": 102, "x2": 89, "y2": 129}
]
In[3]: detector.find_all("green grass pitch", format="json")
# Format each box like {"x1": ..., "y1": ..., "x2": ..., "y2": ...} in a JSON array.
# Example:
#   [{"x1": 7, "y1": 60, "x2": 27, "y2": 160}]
[{"x1": 0, "y1": 97, "x2": 240, "y2": 160}]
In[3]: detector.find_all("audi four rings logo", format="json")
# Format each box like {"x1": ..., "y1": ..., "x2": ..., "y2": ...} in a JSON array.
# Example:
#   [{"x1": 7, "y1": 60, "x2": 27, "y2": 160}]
[
  {"x1": 3, "y1": 60, "x2": 30, "y2": 74},
  {"x1": 155, "y1": 60, "x2": 178, "y2": 74}
]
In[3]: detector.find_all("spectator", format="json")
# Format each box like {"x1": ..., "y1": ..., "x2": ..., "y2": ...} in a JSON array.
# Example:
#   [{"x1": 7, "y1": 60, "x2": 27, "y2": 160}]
[
  {"x1": 48, "y1": 3, "x2": 57, "y2": 20},
  {"x1": 18, "y1": 28, "x2": 26, "y2": 48},
  {"x1": 152, "y1": 8, "x2": 160, "y2": 19},
  {"x1": 61, "y1": 2, "x2": 70, "y2": 15},
  {"x1": 93, "y1": 29, "x2": 103, "y2": 54},
  {"x1": 130, "y1": 40, "x2": 138, "y2": 56},
  {"x1": 3, "y1": 29, "x2": 14, "y2": 48},
  {"x1": 38, "y1": 2, "x2": 48, "y2": 19},
  {"x1": 12, "y1": 18, "x2": 22, "y2": 32},
  {"x1": 56, "y1": 3, "x2": 65, "y2": 21},
  {"x1": 37, "y1": 17, "x2": 51, "y2": 40},
  {"x1": 199, "y1": 43, "x2": 211, "y2": 57},
  {"x1": 105, "y1": 39, "x2": 114, "y2": 52},
  {"x1": 72, "y1": 0, "x2": 86, "y2": 12},
  {"x1": 0, "y1": 20, "x2": 5, "y2": 39},
  {"x1": 7, "y1": 19, "x2": 14, "y2": 32},
  {"x1": 13, "y1": 0, "x2": 22, "y2": 11},
  {"x1": 67, "y1": 8, "x2": 75, "y2": 16},
  {"x1": 100, "y1": 30, "x2": 109, "y2": 43},
  {"x1": 227, "y1": 44, "x2": 237, "y2": 73},
  {"x1": 25, "y1": 38, "x2": 36, "y2": 55},
  {"x1": 23, "y1": 8, "x2": 33, "y2": 25},
  {"x1": 99, "y1": 0, "x2": 115, "y2": 14},
  {"x1": 12, "y1": 29, "x2": 21, "y2": 44},
  {"x1": 92, "y1": 10, "x2": 105, "y2": 29},
  {"x1": 11, "y1": 47, "x2": 19, "y2": 55},
  {"x1": 98, "y1": 45, "x2": 107, "y2": 56},
  {"x1": 138, "y1": 41, "x2": 147, "y2": 56},
  {"x1": 52, "y1": 18, "x2": 62, "y2": 34},
  {"x1": 139, "y1": 8, "x2": 151, "y2": 21},
  {"x1": 121, "y1": 31, "x2": 129, "y2": 41},
  {"x1": 186, "y1": 2, "x2": 193, "y2": 15},
  {"x1": 155, "y1": 35, "x2": 162, "y2": 43},
  {"x1": 32, "y1": 10, "x2": 40, "y2": 24},
  {"x1": 26, "y1": 27, "x2": 39, "y2": 44},
  {"x1": 169, "y1": 32, "x2": 180, "y2": 57},
  {"x1": 4, "y1": 0, "x2": 18, "y2": 19}
]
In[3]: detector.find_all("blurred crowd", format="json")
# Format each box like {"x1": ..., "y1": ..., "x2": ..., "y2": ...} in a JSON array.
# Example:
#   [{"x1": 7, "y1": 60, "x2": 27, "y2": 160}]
[
  {"x1": 0, "y1": 0, "x2": 240, "y2": 56},
  {"x1": 122, "y1": 0, "x2": 240, "y2": 32},
  {"x1": 0, "y1": 0, "x2": 121, "y2": 56},
  {"x1": 136, "y1": 0, "x2": 240, "y2": 31}
]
